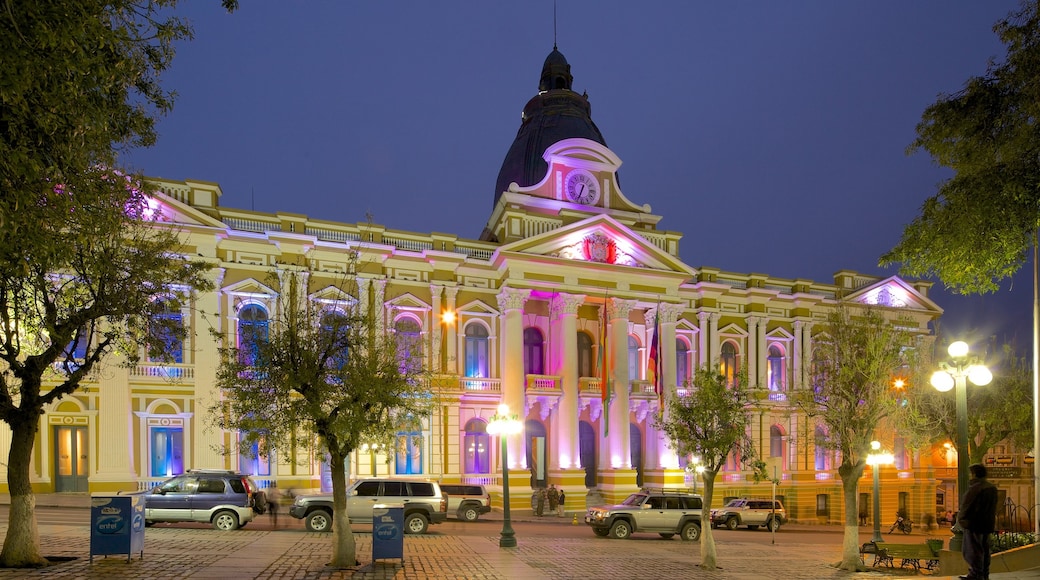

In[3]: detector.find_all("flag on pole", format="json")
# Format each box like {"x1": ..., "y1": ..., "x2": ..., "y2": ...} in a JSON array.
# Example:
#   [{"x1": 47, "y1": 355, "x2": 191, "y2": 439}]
[
  {"x1": 598, "y1": 297, "x2": 610, "y2": 437},
  {"x1": 647, "y1": 308, "x2": 662, "y2": 416}
]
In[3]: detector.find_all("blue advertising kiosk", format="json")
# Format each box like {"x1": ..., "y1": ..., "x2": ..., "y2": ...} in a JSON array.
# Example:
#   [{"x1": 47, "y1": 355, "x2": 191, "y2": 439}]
[
  {"x1": 90, "y1": 492, "x2": 146, "y2": 563},
  {"x1": 371, "y1": 504, "x2": 404, "y2": 563}
]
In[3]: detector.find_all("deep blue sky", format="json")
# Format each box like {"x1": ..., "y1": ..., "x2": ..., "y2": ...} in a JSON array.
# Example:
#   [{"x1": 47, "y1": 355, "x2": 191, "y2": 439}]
[{"x1": 121, "y1": 1, "x2": 1032, "y2": 356}]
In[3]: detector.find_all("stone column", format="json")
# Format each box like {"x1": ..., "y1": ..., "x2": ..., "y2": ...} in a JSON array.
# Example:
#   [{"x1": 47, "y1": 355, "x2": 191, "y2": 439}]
[
  {"x1": 93, "y1": 350, "x2": 136, "y2": 484},
  {"x1": 793, "y1": 321, "x2": 803, "y2": 391},
  {"x1": 697, "y1": 312, "x2": 710, "y2": 367},
  {"x1": 444, "y1": 286, "x2": 458, "y2": 376},
  {"x1": 655, "y1": 303, "x2": 684, "y2": 469},
  {"x1": 757, "y1": 317, "x2": 767, "y2": 389},
  {"x1": 373, "y1": 279, "x2": 387, "y2": 337},
  {"x1": 607, "y1": 298, "x2": 635, "y2": 469},
  {"x1": 747, "y1": 316, "x2": 760, "y2": 389},
  {"x1": 497, "y1": 287, "x2": 531, "y2": 466},
  {"x1": 429, "y1": 284, "x2": 443, "y2": 373},
  {"x1": 709, "y1": 312, "x2": 720, "y2": 366},
  {"x1": 551, "y1": 293, "x2": 584, "y2": 469},
  {"x1": 193, "y1": 267, "x2": 226, "y2": 470}
]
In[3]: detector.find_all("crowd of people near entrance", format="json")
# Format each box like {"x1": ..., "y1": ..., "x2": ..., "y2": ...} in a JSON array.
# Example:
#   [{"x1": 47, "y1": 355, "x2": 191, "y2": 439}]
[{"x1": 534, "y1": 484, "x2": 566, "y2": 517}]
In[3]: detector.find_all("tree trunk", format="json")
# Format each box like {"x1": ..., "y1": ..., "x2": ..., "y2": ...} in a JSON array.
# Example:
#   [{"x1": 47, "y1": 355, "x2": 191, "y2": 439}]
[
  {"x1": 699, "y1": 473, "x2": 718, "y2": 570},
  {"x1": 328, "y1": 449, "x2": 357, "y2": 568},
  {"x1": 836, "y1": 460, "x2": 866, "y2": 571},
  {"x1": 0, "y1": 413, "x2": 45, "y2": 567}
]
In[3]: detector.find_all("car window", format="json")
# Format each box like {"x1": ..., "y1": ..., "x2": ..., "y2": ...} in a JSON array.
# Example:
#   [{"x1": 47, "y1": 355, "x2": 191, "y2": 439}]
[
  {"x1": 664, "y1": 498, "x2": 681, "y2": 510},
  {"x1": 198, "y1": 478, "x2": 226, "y2": 493},
  {"x1": 647, "y1": 497, "x2": 664, "y2": 509},
  {"x1": 620, "y1": 494, "x2": 646, "y2": 506},
  {"x1": 228, "y1": 478, "x2": 246, "y2": 494},
  {"x1": 410, "y1": 482, "x2": 435, "y2": 497},
  {"x1": 356, "y1": 481, "x2": 380, "y2": 496},
  {"x1": 382, "y1": 481, "x2": 404, "y2": 496},
  {"x1": 160, "y1": 476, "x2": 195, "y2": 493},
  {"x1": 684, "y1": 497, "x2": 702, "y2": 509}
]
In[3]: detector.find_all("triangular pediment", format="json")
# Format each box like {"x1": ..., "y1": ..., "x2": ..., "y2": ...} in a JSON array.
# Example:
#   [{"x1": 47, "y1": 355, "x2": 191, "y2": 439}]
[
  {"x1": 845, "y1": 276, "x2": 941, "y2": 313},
  {"x1": 310, "y1": 285, "x2": 357, "y2": 309},
  {"x1": 223, "y1": 278, "x2": 278, "y2": 298},
  {"x1": 146, "y1": 189, "x2": 227, "y2": 229},
  {"x1": 497, "y1": 214, "x2": 693, "y2": 275},
  {"x1": 386, "y1": 293, "x2": 430, "y2": 312},
  {"x1": 457, "y1": 299, "x2": 499, "y2": 317}
]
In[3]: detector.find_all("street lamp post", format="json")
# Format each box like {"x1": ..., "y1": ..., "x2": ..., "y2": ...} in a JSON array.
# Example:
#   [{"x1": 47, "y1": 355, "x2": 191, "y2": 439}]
[
  {"x1": 487, "y1": 403, "x2": 522, "y2": 548},
  {"x1": 866, "y1": 440, "x2": 894, "y2": 544},
  {"x1": 930, "y1": 340, "x2": 992, "y2": 551}
]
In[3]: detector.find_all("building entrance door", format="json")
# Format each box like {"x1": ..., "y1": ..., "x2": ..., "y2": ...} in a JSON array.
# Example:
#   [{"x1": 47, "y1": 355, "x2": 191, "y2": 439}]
[{"x1": 54, "y1": 425, "x2": 88, "y2": 492}]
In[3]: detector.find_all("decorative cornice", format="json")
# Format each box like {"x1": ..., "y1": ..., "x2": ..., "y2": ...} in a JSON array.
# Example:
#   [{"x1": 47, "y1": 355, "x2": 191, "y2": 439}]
[{"x1": 496, "y1": 287, "x2": 531, "y2": 312}]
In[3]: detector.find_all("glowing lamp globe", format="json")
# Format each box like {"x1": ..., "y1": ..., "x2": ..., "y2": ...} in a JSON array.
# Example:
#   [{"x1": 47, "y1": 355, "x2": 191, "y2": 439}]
[
  {"x1": 930, "y1": 371, "x2": 954, "y2": 392},
  {"x1": 967, "y1": 365, "x2": 992, "y2": 386},
  {"x1": 948, "y1": 341, "x2": 969, "y2": 358}
]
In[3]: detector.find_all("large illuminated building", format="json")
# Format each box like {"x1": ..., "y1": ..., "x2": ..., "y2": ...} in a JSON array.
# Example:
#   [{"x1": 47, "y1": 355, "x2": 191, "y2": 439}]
[{"x1": 9, "y1": 47, "x2": 1030, "y2": 525}]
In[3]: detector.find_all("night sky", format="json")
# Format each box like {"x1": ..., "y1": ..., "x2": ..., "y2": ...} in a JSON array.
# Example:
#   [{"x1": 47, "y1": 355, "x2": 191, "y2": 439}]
[{"x1": 120, "y1": 1, "x2": 1032, "y2": 360}]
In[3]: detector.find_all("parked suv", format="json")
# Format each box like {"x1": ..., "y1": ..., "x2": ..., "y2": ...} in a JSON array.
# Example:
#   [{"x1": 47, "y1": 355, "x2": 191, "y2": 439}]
[
  {"x1": 439, "y1": 483, "x2": 492, "y2": 522},
  {"x1": 288, "y1": 478, "x2": 448, "y2": 534},
  {"x1": 584, "y1": 488, "x2": 703, "y2": 540},
  {"x1": 710, "y1": 498, "x2": 786, "y2": 531},
  {"x1": 144, "y1": 469, "x2": 261, "y2": 531}
]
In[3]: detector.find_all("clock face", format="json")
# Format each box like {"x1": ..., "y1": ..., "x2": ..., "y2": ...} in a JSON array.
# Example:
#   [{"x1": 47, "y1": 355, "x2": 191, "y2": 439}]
[{"x1": 565, "y1": 170, "x2": 600, "y2": 205}]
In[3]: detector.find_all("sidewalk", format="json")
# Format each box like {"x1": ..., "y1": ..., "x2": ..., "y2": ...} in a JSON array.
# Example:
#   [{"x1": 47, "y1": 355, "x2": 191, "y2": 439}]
[{"x1": 0, "y1": 494, "x2": 1036, "y2": 579}]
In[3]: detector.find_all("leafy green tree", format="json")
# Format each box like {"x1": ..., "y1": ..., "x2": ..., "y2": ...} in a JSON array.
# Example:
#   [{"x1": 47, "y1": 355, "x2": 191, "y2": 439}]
[
  {"x1": 901, "y1": 344, "x2": 1033, "y2": 464},
  {"x1": 879, "y1": 1, "x2": 1040, "y2": 293},
  {"x1": 654, "y1": 366, "x2": 759, "y2": 571},
  {"x1": 212, "y1": 271, "x2": 435, "y2": 568},
  {"x1": 793, "y1": 305, "x2": 916, "y2": 571},
  {"x1": 0, "y1": 172, "x2": 212, "y2": 567}
]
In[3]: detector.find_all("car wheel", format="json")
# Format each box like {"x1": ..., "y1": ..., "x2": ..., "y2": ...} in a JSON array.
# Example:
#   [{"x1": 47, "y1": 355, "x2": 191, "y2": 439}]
[
  {"x1": 681, "y1": 522, "x2": 701, "y2": 541},
  {"x1": 306, "y1": 510, "x2": 333, "y2": 533},
  {"x1": 212, "y1": 510, "x2": 240, "y2": 531},
  {"x1": 592, "y1": 528, "x2": 610, "y2": 537},
  {"x1": 609, "y1": 520, "x2": 632, "y2": 539},
  {"x1": 725, "y1": 516, "x2": 738, "y2": 530},
  {"x1": 460, "y1": 506, "x2": 480, "y2": 522},
  {"x1": 767, "y1": 517, "x2": 780, "y2": 532},
  {"x1": 658, "y1": 533, "x2": 675, "y2": 539},
  {"x1": 405, "y1": 513, "x2": 429, "y2": 534}
]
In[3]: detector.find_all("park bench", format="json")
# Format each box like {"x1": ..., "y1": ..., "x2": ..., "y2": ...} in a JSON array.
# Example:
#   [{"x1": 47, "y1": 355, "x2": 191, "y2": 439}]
[{"x1": 872, "y1": 541, "x2": 941, "y2": 570}]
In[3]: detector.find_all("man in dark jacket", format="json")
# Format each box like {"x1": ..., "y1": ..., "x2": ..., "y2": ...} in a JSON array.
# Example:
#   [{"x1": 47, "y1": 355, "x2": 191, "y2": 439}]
[{"x1": 958, "y1": 463, "x2": 998, "y2": 580}]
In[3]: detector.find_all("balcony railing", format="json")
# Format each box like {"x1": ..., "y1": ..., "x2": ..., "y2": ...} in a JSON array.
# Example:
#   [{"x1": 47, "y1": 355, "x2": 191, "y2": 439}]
[
  {"x1": 580, "y1": 377, "x2": 602, "y2": 393},
  {"x1": 459, "y1": 377, "x2": 501, "y2": 392},
  {"x1": 525, "y1": 375, "x2": 560, "y2": 391},
  {"x1": 130, "y1": 363, "x2": 194, "y2": 381}
]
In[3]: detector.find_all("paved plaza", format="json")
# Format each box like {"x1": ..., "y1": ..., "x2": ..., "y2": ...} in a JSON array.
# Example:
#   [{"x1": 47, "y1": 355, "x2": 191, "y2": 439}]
[{"x1": 0, "y1": 495, "x2": 1036, "y2": 579}]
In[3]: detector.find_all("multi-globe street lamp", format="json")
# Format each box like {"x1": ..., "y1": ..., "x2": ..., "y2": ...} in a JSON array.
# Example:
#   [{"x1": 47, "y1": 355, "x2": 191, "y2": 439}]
[
  {"x1": 486, "y1": 403, "x2": 522, "y2": 548},
  {"x1": 866, "y1": 440, "x2": 894, "y2": 543},
  {"x1": 930, "y1": 340, "x2": 992, "y2": 551}
]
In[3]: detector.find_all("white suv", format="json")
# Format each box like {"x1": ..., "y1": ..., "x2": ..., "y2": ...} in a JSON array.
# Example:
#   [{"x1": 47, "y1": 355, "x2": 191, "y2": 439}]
[
  {"x1": 288, "y1": 478, "x2": 448, "y2": 533},
  {"x1": 710, "y1": 498, "x2": 787, "y2": 531}
]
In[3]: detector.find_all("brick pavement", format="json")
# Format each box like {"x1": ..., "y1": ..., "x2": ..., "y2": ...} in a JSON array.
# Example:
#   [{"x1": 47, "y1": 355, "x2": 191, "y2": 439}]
[{"x1": 0, "y1": 494, "x2": 1037, "y2": 579}]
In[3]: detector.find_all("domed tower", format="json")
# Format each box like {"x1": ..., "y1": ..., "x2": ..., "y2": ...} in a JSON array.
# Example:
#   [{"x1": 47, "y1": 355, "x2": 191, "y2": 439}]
[{"x1": 493, "y1": 47, "x2": 609, "y2": 208}]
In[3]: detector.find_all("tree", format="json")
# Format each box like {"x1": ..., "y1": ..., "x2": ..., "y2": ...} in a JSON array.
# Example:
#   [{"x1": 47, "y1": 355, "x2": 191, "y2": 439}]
[
  {"x1": 901, "y1": 344, "x2": 1033, "y2": 464},
  {"x1": 879, "y1": 1, "x2": 1040, "y2": 293},
  {"x1": 211, "y1": 270, "x2": 435, "y2": 568},
  {"x1": 793, "y1": 305, "x2": 916, "y2": 571},
  {"x1": 654, "y1": 366, "x2": 759, "y2": 571},
  {"x1": 0, "y1": 171, "x2": 212, "y2": 567}
]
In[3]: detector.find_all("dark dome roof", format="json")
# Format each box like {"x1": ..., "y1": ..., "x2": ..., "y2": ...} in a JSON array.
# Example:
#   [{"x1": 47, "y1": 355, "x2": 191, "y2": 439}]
[{"x1": 494, "y1": 47, "x2": 608, "y2": 206}]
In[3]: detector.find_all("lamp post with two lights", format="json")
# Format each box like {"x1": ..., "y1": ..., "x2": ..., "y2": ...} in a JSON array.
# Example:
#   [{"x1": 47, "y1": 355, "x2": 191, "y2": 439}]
[
  {"x1": 486, "y1": 403, "x2": 522, "y2": 548},
  {"x1": 929, "y1": 340, "x2": 992, "y2": 551}
]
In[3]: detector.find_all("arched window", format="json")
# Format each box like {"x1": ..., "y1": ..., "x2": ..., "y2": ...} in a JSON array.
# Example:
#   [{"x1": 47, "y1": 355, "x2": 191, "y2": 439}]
[
  {"x1": 628, "y1": 336, "x2": 639, "y2": 381},
  {"x1": 523, "y1": 327, "x2": 544, "y2": 375},
  {"x1": 676, "y1": 339, "x2": 690, "y2": 386},
  {"x1": 395, "y1": 317, "x2": 422, "y2": 373},
  {"x1": 577, "y1": 332, "x2": 593, "y2": 377},
  {"x1": 464, "y1": 323, "x2": 489, "y2": 378},
  {"x1": 770, "y1": 425, "x2": 784, "y2": 459},
  {"x1": 462, "y1": 418, "x2": 490, "y2": 474},
  {"x1": 767, "y1": 344, "x2": 785, "y2": 392},
  {"x1": 149, "y1": 298, "x2": 183, "y2": 363},
  {"x1": 396, "y1": 428, "x2": 423, "y2": 475},
  {"x1": 720, "y1": 341, "x2": 738, "y2": 386},
  {"x1": 238, "y1": 304, "x2": 269, "y2": 365}
]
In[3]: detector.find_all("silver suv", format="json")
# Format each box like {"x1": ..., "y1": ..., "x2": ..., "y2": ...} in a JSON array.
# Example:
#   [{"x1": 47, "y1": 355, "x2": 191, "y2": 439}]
[
  {"x1": 439, "y1": 484, "x2": 492, "y2": 522},
  {"x1": 288, "y1": 478, "x2": 448, "y2": 534},
  {"x1": 584, "y1": 488, "x2": 703, "y2": 540},
  {"x1": 710, "y1": 498, "x2": 787, "y2": 531}
]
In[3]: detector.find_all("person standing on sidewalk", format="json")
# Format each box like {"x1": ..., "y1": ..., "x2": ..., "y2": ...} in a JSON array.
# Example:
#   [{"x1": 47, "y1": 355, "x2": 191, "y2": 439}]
[
  {"x1": 547, "y1": 484, "x2": 559, "y2": 517},
  {"x1": 535, "y1": 487, "x2": 546, "y2": 516},
  {"x1": 958, "y1": 463, "x2": 998, "y2": 580},
  {"x1": 557, "y1": 489, "x2": 565, "y2": 517},
  {"x1": 266, "y1": 482, "x2": 283, "y2": 527}
]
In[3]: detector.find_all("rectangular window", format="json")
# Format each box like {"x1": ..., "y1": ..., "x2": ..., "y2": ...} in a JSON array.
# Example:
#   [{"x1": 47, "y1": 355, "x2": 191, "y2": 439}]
[
  {"x1": 816, "y1": 494, "x2": 830, "y2": 517},
  {"x1": 150, "y1": 427, "x2": 184, "y2": 478}
]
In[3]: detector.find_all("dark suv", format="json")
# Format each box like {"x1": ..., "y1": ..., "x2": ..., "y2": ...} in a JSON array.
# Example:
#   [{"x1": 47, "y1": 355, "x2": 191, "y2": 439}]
[
  {"x1": 145, "y1": 469, "x2": 261, "y2": 530},
  {"x1": 289, "y1": 478, "x2": 448, "y2": 533}
]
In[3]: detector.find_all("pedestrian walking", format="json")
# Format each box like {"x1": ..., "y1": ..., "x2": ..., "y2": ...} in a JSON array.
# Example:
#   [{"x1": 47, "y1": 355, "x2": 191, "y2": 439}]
[
  {"x1": 547, "y1": 484, "x2": 559, "y2": 516},
  {"x1": 557, "y1": 489, "x2": 565, "y2": 517},
  {"x1": 266, "y1": 482, "x2": 283, "y2": 527},
  {"x1": 958, "y1": 463, "x2": 998, "y2": 580},
  {"x1": 535, "y1": 487, "x2": 546, "y2": 516}
]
